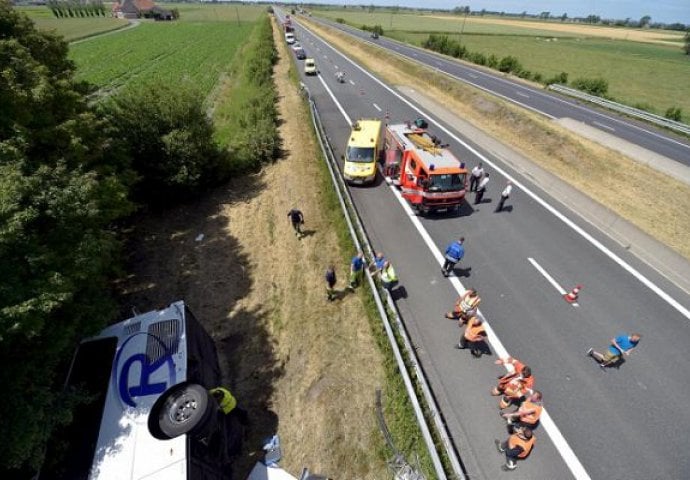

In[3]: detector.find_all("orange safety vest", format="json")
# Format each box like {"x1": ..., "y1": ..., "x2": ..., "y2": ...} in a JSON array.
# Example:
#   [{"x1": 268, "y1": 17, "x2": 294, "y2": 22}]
[
  {"x1": 464, "y1": 318, "x2": 486, "y2": 342},
  {"x1": 508, "y1": 433, "x2": 536, "y2": 458},
  {"x1": 519, "y1": 401, "x2": 543, "y2": 425},
  {"x1": 504, "y1": 377, "x2": 528, "y2": 398}
]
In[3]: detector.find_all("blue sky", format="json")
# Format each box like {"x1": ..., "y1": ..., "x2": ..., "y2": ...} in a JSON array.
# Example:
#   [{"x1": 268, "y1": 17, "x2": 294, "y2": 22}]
[{"x1": 283, "y1": 1, "x2": 690, "y2": 24}]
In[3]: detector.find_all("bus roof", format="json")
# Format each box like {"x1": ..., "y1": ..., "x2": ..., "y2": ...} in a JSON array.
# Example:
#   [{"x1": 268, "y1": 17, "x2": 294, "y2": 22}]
[
  {"x1": 349, "y1": 119, "x2": 381, "y2": 148},
  {"x1": 387, "y1": 123, "x2": 466, "y2": 173},
  {"x1": 84, "y1": 302, "x2": 189, "y2": 479}
]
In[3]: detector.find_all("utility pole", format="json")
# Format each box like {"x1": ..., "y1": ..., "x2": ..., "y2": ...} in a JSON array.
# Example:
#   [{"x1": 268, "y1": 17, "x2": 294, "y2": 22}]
[
  {"x1": 459, "y1": 8, "x2": 469, "y2": 43},
  {"x1": 235, "y1": 5, "x2": 240, "y2": 26}
]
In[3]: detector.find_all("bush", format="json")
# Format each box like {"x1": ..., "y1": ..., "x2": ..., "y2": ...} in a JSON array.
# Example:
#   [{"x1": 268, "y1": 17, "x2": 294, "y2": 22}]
[
  {"x1": 498, "y1": 55, "x2": 522, "y2": 73},
  {"x1": 517, "y1": 69, "x2": 532, "y2": 79},
  {"x1": 486, "y1": 54, "x2": 499, "y2": 68},
  {"x1": 571, "y1": 77, "x2": 609, "y2": 96},
  {"x1": 532, "y1": 72, "x2": 543, "y2": 83},
  {"x1": 469, "y1": 52, "x2": 487, "y2": 65},
  {"x1": 544, "y1": 71, "x2": 568, "y2": 85},
  {"x1": 633, "y1": 102, "x2": 656, "y2": 113},
  {"x1": 665, "y1": 106, "x2": 683, "y2": 121},
  {"x1": 335, "y1": 17, "x2": 345, "y2": 23}
]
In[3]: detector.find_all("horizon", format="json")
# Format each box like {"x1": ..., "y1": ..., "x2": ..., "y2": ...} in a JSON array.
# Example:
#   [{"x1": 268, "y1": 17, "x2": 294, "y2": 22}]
[{"x1": 270, "y1": 1, "x2": 690, "y2": 24}]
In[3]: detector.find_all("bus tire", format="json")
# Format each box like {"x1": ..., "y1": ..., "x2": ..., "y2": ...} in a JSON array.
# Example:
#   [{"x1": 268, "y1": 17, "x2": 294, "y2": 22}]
[{"x1": 148, "y1": 382, "x2": 216, "y2": 440}]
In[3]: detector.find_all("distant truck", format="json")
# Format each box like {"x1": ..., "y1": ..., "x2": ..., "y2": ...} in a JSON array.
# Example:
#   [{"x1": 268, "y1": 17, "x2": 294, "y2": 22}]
[{"x1": 384, "y1": 119, "x2": 468, "y2": 214}]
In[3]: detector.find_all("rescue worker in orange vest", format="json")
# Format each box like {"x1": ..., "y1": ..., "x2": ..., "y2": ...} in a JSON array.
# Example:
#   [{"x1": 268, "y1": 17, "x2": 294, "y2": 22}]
[
  {"x1": 495, "y1": 427, "x2": 536, "y2": 471},
  {"x1": 445, "y1": 288, "x2": 481, "y2": 322},
  {"x1": 455, "y1": 315, "x2": 487, "y2": 358},
  {"x1": 491, "y1": 359, "x2": 533, "y2": 397},
  {"x1": 502, "y1": 390, "x2": 543, "y2": 432},
  {"x1": 210, "y1": 387, "x2": 237, "y2": 414},
  {"x1": 498, "y1": 372, "x2": 533, "y2": 410}
]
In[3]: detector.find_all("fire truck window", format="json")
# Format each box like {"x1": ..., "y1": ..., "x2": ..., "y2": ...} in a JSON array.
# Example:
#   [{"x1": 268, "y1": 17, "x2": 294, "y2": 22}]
[
  {"x1": 410, "y1": 159, "x2": 417, "y2": 171},
  {"x1": 428, "y1": 173, "x2": 465, "y2": 191}
]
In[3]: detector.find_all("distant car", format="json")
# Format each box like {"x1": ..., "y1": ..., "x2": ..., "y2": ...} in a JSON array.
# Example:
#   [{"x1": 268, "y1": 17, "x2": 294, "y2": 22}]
[
  {"x1": 371, "y1": 32, "x2": 379, "y2": 39},
  {"x1": 304, "y1": 58, "x2": 317, "y2": 75},
  {"x1": 291, "y1": 42, "x2": 302, "y2": 51},
  {"x1": 295, "y1": 48, "x2": 307, "y2": 60},
  {"x1": 285, "y1": 32, "x2": 296, "y2": 44}
]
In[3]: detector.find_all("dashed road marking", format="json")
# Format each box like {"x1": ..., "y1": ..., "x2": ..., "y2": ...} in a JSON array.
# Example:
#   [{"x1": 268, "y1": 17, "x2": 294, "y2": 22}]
[
  {"x1": 373, "y1": 103, "x2": 382, "y2": 112},
  {"x1": 516, "y1": 91, "x2": 530, "y2": 98},
  {"x1": 593, "y1": 121, "x2": 616, "y2": 132},
  {"x1": 528, "y1": 258, "x2": 578, "y2": 307}
]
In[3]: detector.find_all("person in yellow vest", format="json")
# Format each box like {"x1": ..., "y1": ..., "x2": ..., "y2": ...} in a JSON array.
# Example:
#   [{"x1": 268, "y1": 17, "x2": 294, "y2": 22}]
[
  {"x1": 445, "y1": 288, "x2": 481, "y2": 322},
  {"x1": 378, "y1": 260, "x2": 398, "y2": 292},
  {"x1": 495, "y1": 427, "x2": 536, "y2": 470},
  {"x1": 502, "y1": 390, "x2": 543, "y2": 432},
  {"x1": 209, "y1": 387, "x2": 237, "y2": 414},
  {"x1": 456, "y1": 315, "x2": 487, "y2": 358}
]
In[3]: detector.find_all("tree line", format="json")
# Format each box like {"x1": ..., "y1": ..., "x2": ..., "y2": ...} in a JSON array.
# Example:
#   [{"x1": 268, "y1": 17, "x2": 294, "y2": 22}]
[
  {"x1": 48, "y1": 0, "x2": 107, "y2": 18},
  {"x1": 0, "y1": 1, "x2": 278, "y2": 474}
]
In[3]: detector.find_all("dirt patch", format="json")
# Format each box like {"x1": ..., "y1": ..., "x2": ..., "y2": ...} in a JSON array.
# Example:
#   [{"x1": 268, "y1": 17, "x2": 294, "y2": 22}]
[
  {"x1": 425, "y1": 15, "x2": 685, "y2": 45},
  {"x1": 117, "y1": 17, "x2": 387, "y2": 480},
  {"x1": 302, "y1": 19, "x2": 690, "y2": 261}
]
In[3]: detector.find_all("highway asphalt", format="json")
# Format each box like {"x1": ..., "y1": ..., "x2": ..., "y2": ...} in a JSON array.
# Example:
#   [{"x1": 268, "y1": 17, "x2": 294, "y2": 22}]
[
  {"x1": 309, "y1": 16, "x2": 690, "y2": 168},
  {"x1": 279, "y1": 11, "x2": 690, "y2": 480}
]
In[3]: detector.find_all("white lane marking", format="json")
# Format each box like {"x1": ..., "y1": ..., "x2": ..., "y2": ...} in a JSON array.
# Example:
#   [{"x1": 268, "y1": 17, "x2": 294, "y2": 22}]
[
  {"x1": 516, "y1": 91, "x2": 530, "y2": 98},
  {"x1": 528, "y1": 258, "x2": 579, "y2": 307},
  {"x1": 349, "y1": 79, "x2": 355, "y2": 85},
  {"x1": 334, "y1": 65, "x2": 339, "y2": 69},
  {"x1": 593, "y1": 121, "x2": 616, "y2": 132},
  {"x1": 469, "y1": 73, "x2": 478, "y2": 79},
  {"x1": 304, "y1": 22, "x2": 690, "y2": 323},
  {"x1": 373, "y1": 103, "x2": 382, "y2": 112},
  {"x1": 313, "y1": 38, "x2": 591, "y2": 480},
  {"x1": 317, "y1": 74, "x2": 352, "y2": 126}
]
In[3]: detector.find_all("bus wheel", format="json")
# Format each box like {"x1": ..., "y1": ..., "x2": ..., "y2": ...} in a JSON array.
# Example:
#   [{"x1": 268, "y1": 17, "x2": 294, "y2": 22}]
[{"x1": 148, "y1": 382, "x2": 216, "y2": 440}]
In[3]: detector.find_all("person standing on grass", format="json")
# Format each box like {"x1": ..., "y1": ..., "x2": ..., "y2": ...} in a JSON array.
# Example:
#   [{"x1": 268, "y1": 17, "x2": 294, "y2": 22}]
[
  {"x1": 470, "y1": 162, "x2": 484, "y2": 192},
  {"x1": 325, "y1": 265, "x2": 337, "y2": 301},
  {"x1": 475, "y1": 173, "x2": 490, "y2": 204},
  {"x1": 495, "y1": 181, "x2": 513, "y2": 212},
  {"x1": 587, "y1": 333, "x2": 641, "y2": 369},
  {"x1": 348, "y1": 251, "x2": 366, "y2": 290},
  {"x1": 287, "y1": 208, "x2": 304, "y2": 237}
]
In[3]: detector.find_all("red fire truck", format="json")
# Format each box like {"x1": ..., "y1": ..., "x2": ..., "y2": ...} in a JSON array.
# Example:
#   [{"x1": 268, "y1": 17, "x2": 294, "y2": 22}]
[{"x1": 384, "y1": 120, "x2": 468, "y2": 214}]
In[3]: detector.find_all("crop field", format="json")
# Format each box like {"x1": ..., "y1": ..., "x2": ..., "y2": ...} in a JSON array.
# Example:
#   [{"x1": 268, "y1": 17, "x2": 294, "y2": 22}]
[
  {"x1": 69, "y1": 21, "x2": 253, "y2": 97},
  {"x1": 16, "y1": 6, "x2": 127, "y2": 41},
  {"x1": 161, "y1": 2, "x2": 267, "y2": 22},
  {"x1": 314, "y1": 9, "x2": 690, "y2": 121}
]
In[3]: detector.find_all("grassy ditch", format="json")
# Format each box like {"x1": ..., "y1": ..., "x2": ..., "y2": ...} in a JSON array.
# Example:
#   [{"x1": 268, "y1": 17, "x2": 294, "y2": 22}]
[
  {"x1": 213, "y1": 15, "x2": 280, "y2": 171},
  {"x1": 301, "y1": 18, "x2": 690, "y2": 261},
  {"x1": 278, "y1": 20, "x2": 438, "y2": 479}
]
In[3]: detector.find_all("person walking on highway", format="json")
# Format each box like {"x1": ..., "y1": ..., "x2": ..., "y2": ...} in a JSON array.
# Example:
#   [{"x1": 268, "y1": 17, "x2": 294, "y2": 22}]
[
  {"x1": 287, "y1": 208, "x2": 305, "y2": 237},
  {"x1": 445, "y1": 288, "x2": 481, "y2": 321},
  {"x1": 502, "y1": 390, "x2": 543, "y2": 432},
  {"x1": 587, "y1": 333, "x2": 641, "y2": 369},
  {"x1": 495, "y1": 427, "x2": 536, "y2": 471},
  {"x1": 474, "y1": 173, "x2": 490, "y2": 204},
  {"x1": 325, "y1": 265, "x2": 337, "y2": 301},
  {"x1": 470, "y1": 162, "x2": 484, "y2": 192},
  {"x1": 348, "y1": 251, "x2": 366, "y2": 290},
  {"x1": 456, "y1": 315, "x2": 487, "y2": 358},
  {"x1": 442, "y1": 237, "x2": 465, "y2": 277},
  {"x1": 495, "y1": 181, "x2": 513, "y2": 212}
]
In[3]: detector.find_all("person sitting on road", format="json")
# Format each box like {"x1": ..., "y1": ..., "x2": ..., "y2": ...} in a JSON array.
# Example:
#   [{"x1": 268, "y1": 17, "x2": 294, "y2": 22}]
[
  {"x1": 491, "y1": 357, "x2": 532, "y2": 396},
  {"x1": 456, "y1": 316, "x2": 487, "y2": 358},
  {"x1": 587, "y1": 333, "x2": 641, "y2": 369},
  {"x1": 445, "y1": 288, "x2": 481, "y2": 322},
  {"x1": 502, "y1": 390, "x2": 543, "y2": 432},
  {"x1": 495, "y1": 427, "x2": 536, "y2": 471},
  {"x1": 499, "y1": 370, "x2": 534, "y2": 410}
]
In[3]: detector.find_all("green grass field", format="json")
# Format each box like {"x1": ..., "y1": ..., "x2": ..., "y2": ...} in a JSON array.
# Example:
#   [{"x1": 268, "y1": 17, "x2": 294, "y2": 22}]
[
  {"x1": 16, "y1": 6, "x2": 128, "y2": 41},
  {"x1": 69, "y1": 21, "x2": 253, "y2": 97},
  {"x1": 160, "y1": 2, "x2": 267, "y2": 22},
  {"x1": 314, "y1": 9, "x2": 690, "y2": 122}
]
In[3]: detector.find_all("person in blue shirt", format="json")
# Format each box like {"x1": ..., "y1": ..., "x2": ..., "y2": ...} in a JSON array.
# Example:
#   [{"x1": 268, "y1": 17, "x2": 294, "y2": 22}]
[
  {"x1": 442, "y1": 237, "x2": 465, "y2": 277},
  {"x1": 349, "y1": 251, "x2": 366, "y2": 290},
  {"x1": 587, "y1": 333, "x2": 641, "y2": 368}
]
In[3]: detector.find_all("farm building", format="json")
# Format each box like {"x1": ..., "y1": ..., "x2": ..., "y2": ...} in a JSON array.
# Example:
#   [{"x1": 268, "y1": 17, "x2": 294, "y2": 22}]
[{"x1": 112, "y1": 0, "x2": 173, "y2": 20}]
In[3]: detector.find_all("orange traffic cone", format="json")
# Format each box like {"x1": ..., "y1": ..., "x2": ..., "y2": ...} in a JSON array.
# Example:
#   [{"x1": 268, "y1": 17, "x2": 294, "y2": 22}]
[{"x1": 564, "y1": 284, "x2": 582, "y2": 303}]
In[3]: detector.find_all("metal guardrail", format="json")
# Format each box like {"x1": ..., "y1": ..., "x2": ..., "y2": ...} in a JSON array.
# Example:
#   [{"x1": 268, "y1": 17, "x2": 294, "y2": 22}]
[
  {"x1": 548, "y1": 84, "x2": 690, "y2": 135},
  {"x1": 303, "y1": 82, "x2": 466, "y2": 480}
]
